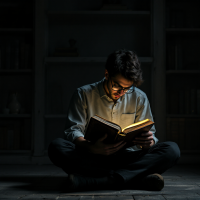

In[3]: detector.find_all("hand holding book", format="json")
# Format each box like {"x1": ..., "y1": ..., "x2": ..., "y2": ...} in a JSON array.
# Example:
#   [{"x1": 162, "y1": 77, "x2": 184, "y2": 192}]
[
  {"x1": 87, "y1": 133, "x2": 127, "y2": 155},
  {"x1": 84, "y1": 115, "x2": 155, "y2": 150},
  {"x1": 133, "y1": 131, "x2": 155, "y2": 149}
]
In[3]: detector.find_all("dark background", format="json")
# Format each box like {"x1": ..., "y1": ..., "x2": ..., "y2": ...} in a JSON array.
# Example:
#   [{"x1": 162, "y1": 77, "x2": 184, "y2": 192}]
[{"x1": 0, "y1": 0, "x2": 200, "y2": 164}]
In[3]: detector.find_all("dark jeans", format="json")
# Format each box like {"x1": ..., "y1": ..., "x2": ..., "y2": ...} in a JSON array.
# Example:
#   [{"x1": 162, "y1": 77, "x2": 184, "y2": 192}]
[{"x1": 48, "y1": 138, "x2": 180, "y2": 183}]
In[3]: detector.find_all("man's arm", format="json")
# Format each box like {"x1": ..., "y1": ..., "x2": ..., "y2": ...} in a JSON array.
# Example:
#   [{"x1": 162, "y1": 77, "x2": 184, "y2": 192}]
[
  {"x1": 64, "y1": 89, "x2": 126, "y2": 155},
  {"x1": 74, "y1": 135, "x2": 126, "y2": 156},
  {"x1": 133, "y1": 94, "x2": 159, "y2": 149}
]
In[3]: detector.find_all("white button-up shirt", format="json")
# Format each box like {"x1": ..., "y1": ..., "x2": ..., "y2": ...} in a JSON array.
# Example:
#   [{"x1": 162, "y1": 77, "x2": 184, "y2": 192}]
[{"x1": 64, "y1": 78, "x2": 159, "y2": 151}]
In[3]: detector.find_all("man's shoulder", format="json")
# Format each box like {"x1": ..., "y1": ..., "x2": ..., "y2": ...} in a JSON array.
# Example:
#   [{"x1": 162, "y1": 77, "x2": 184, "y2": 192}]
[
  {"x1": 134, "y1": 87, "x2": 147, "y2": 98},
  {"x1": 77, "y1": 79, "x2": 102, "y2": 94}
]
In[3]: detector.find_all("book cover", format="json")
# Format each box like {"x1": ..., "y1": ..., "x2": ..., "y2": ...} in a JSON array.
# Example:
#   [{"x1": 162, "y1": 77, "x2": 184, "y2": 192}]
[{"x1": 84, "y1": 115, "x2": 154, "y2": 148}]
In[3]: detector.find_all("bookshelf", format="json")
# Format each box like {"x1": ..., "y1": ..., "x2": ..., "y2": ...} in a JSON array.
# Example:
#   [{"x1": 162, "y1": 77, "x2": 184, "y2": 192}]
[
  {"x1": 165, "y1": 0, "x2": 200, "y2": 153},
  {"x1": 0, "y1": 0, "x2": 34, "y2": 155},
  {"x1": 2, "y1": 0, "x2": 200, "y2": 164},
  {"x1": 43, "y1": 0, "x2": 159, "y2": 150}
]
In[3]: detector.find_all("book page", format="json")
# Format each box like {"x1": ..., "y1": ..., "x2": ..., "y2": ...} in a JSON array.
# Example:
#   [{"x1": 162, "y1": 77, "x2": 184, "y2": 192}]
[
  {"x1": 94, "y1": 115, "x2": 122, "y2": 132},
  {"x1": 122, "y1": 119, "x2": 151, "y2": 133}
]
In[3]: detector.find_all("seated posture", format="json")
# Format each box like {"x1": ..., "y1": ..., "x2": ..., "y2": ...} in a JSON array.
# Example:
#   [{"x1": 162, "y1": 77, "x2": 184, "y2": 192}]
[{"x1": 48, "y1": 49, "x2": 180, "y2": 191}]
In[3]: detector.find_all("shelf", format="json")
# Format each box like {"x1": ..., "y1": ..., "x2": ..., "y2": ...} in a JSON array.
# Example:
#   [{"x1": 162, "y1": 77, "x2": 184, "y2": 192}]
[
  {"x1": 48, "y1": 10, "x2": 150, "y2": 21},
  {"x1": 0, "y1": 28, "x2": 33, "y2": 32},
  {"x1": 166, "y1": 28, "x2": 200, "y2": 34},
  {"x1": 45, "y1": 114, "x2": 67, "y2": 119},
  {"x1": 0, "y1": 69, "x2": 32, "y2": 75},
  {"x1": 166, "y1": 70, "x2": 200, "y2": 74},
  {"x1": 45, "y1": 57, "x2": 153, "y2": 64},
  {"x1": 167, "y1": 115, "x2": 200, "y2": 118},
  {"x1": 0, "y1": 114, "x2": 32, "y2": 118},
  {"x1": 48, "y1": 10, "x2": 150, "y2": 16},
  {"x1": 181, "y1": 150, "x2": 200, "y2": 154},
  {"x1": 0, "y1": 150, "x2": 31, "y2": 154}
]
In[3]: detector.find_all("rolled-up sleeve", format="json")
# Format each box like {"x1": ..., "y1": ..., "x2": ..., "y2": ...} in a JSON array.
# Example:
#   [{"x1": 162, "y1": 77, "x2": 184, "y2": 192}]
[
  {"x1": 135, "y1": 94, "x2": 159, "y2": 145},
  {"x1": 64, "y1": 89, "x2": 87, "y2": 143}
]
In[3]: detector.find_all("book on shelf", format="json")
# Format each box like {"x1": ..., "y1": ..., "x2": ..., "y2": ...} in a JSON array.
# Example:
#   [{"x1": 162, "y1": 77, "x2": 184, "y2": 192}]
[
  {"x1": 14, "y1": 40, "x2": 20, "y2": 70},
  {"x1": 84, "y1": 115, "x2": 154, "y2": 148},
  {"x1": 20, "y1": 42, "x2": 31, "y2": 69},
  {"x1": 197, "y1": 89, "x2": 200, "y2": 115},
  {"x1": 20, "y1": 119, "x2": 31, "y2": 150},
  {"x1": 166, "y1": 118, "x2": 185, "y2": 150},
  {"x1": 0, "y1": 47, "x2": 2, "y2": 69},
  {"x1": 179, "y1": 90, "x2": 184, "y2": 114},
  {"x1": 5, "y1": 43, "x2": 11, "y2": 69},
  {"x1": 168, "y1": 89, "x2": 179, "y2": 114},
  {"x1": 0, "y1": 120, "x2": 22, "y2": 150},
  {"x1": 190, "y1": 88, "x2": 196, "y2": 114},
  {"x1": 170, "y1": 9, "x2": 185, "y2": 28},
  {"x1": 168, "y1": 88, "x2": 200, "y2": 115},
  {"x1": 185, "y1": 118, "x2": 200, "y2": 150},
  {"x1": 167, "y1": 40, "x2": 183, "y2": 70},
  {"x1": 100, "y1": 4, "x2": 128, "y2": 10},
  {"x1": 185, "y1": 87, "x2": 190, "y2": 114}
]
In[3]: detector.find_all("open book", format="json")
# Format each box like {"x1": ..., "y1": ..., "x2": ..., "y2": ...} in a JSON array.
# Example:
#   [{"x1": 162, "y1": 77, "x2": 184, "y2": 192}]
[{"x1": 84, "y1": 115, "x2": 154, "y2": 148}]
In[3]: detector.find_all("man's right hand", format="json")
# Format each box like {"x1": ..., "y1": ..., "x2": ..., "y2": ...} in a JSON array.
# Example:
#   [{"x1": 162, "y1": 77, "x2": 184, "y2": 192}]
[
  {"x1": 88, "y1": 134, "x2": 126, "y2": 156},
  {"x1": 74, "y1": 134, "x2": 126, "y2": 156}
]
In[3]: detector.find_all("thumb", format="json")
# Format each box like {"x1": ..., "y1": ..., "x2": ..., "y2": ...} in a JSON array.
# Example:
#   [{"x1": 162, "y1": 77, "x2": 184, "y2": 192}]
[{"x1": 98, "y1": 134, "x2": 107, "y2": 142}]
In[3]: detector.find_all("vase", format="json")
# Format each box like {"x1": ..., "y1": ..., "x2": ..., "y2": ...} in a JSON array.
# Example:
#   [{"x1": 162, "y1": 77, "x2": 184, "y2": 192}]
[{"x1": 8, "y1": 93, "x2": 21, "y2": 114}]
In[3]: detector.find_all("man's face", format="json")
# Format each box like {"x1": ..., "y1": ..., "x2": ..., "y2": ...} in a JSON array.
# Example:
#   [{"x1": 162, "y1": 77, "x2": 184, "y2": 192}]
[{"x1": 105, "y1": 72, "x2": 134, "y2": 101}]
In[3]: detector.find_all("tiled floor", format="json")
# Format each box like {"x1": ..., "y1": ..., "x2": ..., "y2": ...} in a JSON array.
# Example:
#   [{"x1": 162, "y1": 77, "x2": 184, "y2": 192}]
[{"x1": 0, "y1": 164, "x2": 200, "y2": 199}]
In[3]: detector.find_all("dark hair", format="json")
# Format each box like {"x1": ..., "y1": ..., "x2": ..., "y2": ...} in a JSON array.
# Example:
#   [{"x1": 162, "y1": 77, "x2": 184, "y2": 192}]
[{"x1": 105, "y1": 49, "x2": 143, "y2": 86}]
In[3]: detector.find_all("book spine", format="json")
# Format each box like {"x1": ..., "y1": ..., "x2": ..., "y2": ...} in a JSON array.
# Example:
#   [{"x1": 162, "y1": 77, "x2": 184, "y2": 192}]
[
  {"x1": 0, "y1": 47, "x2": 2, "y2": 69},
  {"x1": 185, "y1": 119, "x2": 193, "y2": 150},
  {"x1": 24, "y1": 44, "x2": 30, "y2": 69},
  {"x1": 179, "y1": 118, "x2": 185, "y2": 150},
  {"x1": 185, "y1": 87, "x2": 190, "y2": 114},
  {"x1": 14, "y1": 121, "x2": 21, "y2": 150},
  {"x1": 0, "y1": 127, "x2": 5, "y2": 149},
  {"x1": 14, "y1": 40, "x2": 20, "y2": 70},
  {"x1": 167, "y1": 43, "x2": 176, "y2": 70},
  {"x1": 177, "y1": 41, "x2": 183, "y2": 70},
  {"x1": 7, "y1": 129, "x2": 14, "y2": 150},
  {"x1": 197, "y1": 89, "x2": 200, "y2": 115},
  {"x1": 190, "y1": 88, "x2": 196, "y2": 114},
  {"x1": 169, "y1": 90, "x2": 179, "y2": 114},
  {"x1": 179, "y1": 90, "x2": 184, "y2": 114},
  {"x1": 170, "y1": 118, "x2": 179, "y2": 146},
  {"x1": 20, "y1": 41, "x2": 25, "y2": 69},
  {"x1": 166, "y1": 118, "x2": 171, "y2": 141},
  {"x1": 5, "y1": 43, "x2": 11, "y2": 69}
]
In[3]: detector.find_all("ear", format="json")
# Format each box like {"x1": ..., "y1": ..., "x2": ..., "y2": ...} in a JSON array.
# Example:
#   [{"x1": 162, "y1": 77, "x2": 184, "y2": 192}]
[{"x1": 105, "y1": 69, "x2": 109, "y2": 80}]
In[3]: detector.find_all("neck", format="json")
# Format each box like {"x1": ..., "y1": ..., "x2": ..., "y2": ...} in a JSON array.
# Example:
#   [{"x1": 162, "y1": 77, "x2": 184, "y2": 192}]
[{"x1": 103, "y1": 79, "x2": 117, "y2": 103}]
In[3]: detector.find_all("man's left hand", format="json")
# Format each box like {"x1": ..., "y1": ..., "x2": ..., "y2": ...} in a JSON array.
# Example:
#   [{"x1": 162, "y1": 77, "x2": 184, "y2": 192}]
[{"x1": 133, "y1": 131, "x2": 155, "y2": 149}]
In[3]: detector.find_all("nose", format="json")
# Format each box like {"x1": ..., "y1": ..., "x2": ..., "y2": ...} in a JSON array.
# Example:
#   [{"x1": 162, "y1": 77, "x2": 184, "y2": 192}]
[{"x1": 118, "y1": 89, "x2": 125, "y2": 95}]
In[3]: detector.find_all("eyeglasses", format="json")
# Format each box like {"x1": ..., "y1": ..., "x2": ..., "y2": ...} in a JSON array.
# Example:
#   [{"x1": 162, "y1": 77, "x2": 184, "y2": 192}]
[{"x1": 110, "y1": 78, "x2": 134, "y2": 94}]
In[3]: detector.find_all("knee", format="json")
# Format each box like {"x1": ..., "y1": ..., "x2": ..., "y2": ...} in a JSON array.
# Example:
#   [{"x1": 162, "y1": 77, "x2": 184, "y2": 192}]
[
  {"x1": 48, "y1": 138, "x2": 63, "y2": 152},
  {"x1": 163, "y1": 141, "x2": 181, "y2": 163}
]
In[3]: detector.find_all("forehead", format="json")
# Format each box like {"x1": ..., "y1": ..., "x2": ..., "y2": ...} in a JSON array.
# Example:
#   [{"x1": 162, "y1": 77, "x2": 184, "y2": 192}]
[{"x1": 112, "y1": 74, "x2": 133, "y2": 87}]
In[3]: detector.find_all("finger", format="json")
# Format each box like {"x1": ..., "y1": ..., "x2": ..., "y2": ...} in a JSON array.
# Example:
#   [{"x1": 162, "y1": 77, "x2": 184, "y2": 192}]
[
  {"x1": 113, "y1": 140, "x2": 124, "y2": 147},
  {"x1": 110, "y1": 142, "x2": 126, "y2": 151},
  {"x1": 135, "y1": 136, "x2": 153, "y2": 141},
  {"x1": 135, "y1": 141, "x2": 152, "y2": 145},
  {"x1": 98, "y1": 134, "x2": 107, "y2": 142},
  {"x1": 104, "y1": 140, "x2": 124, "y2": 149},
  {"x1": 141, "y1": 131, "x2": 153, "y2": 137}
]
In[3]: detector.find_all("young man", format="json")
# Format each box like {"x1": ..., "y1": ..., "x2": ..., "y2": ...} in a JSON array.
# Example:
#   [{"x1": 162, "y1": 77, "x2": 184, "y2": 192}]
[{"x1": 48, "y1": 49, "x2": 180, "y2": 191}]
